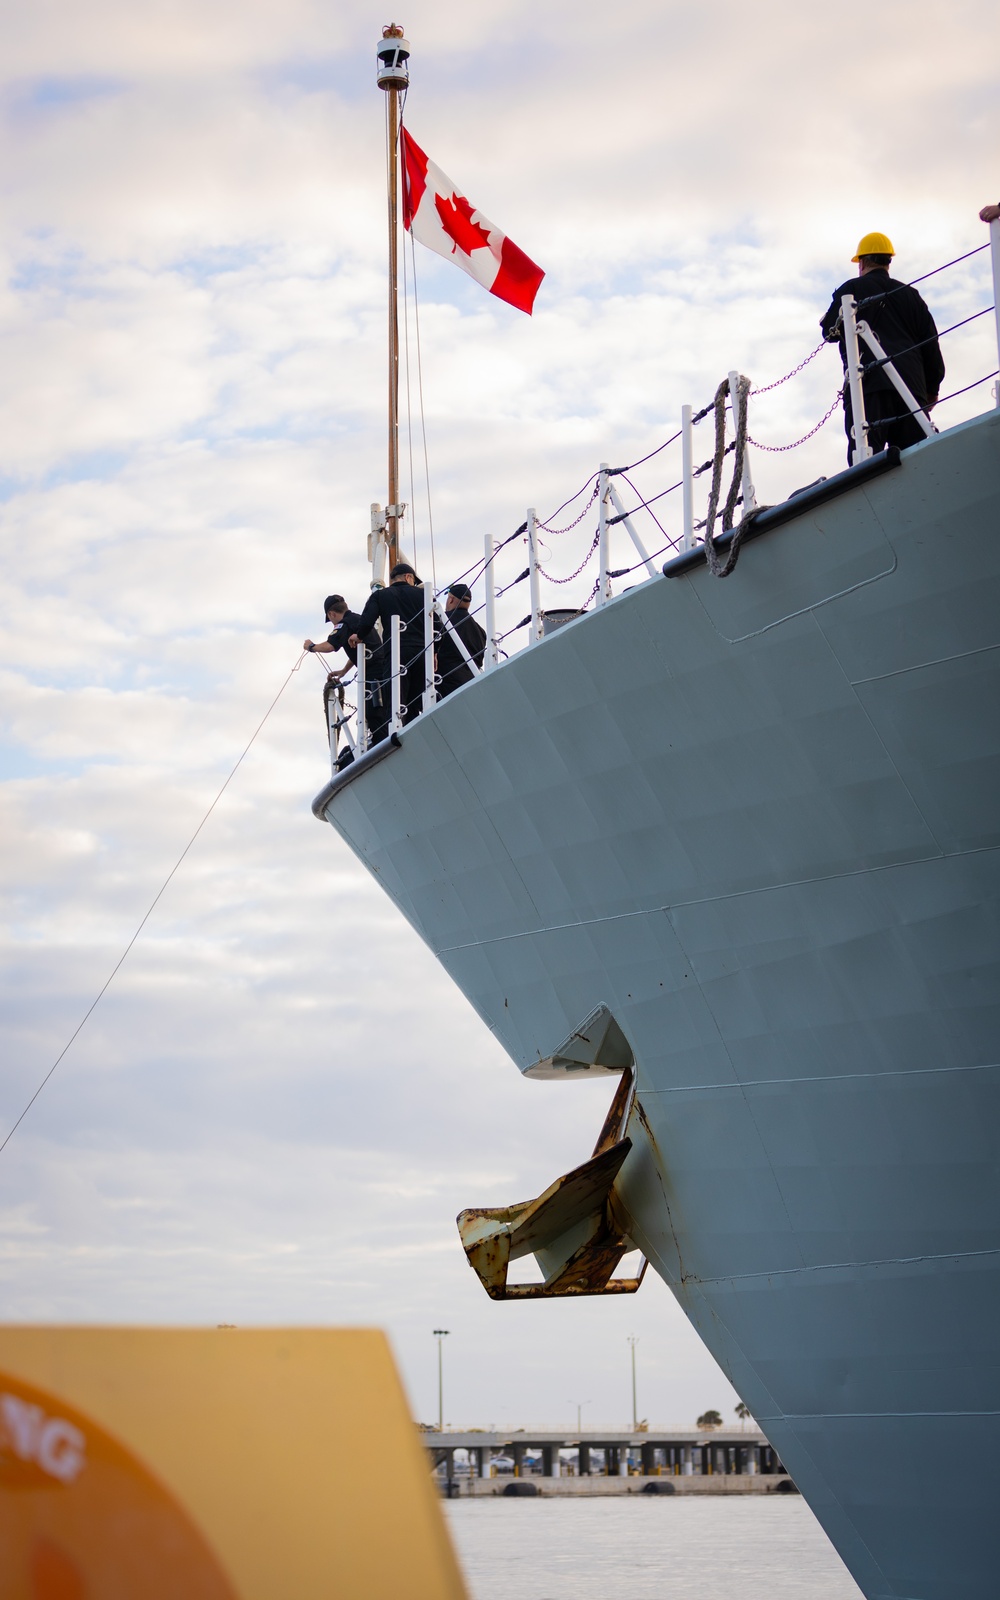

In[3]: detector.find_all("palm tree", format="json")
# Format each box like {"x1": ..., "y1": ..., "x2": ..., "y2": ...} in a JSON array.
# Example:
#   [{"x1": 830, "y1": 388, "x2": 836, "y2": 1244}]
[
  {"x1": 696, "y1": 1409, "x2": 723, "y2": 1430},
  {"x1": 735, "y1": 1401, "x2": 752, "y2": 1431}
]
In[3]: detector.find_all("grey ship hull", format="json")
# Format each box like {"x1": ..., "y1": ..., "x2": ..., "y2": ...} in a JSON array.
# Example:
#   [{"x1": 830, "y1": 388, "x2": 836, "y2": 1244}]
[{"x1": 316, "y1": 408, "x2": 1000, "y2": 1600}]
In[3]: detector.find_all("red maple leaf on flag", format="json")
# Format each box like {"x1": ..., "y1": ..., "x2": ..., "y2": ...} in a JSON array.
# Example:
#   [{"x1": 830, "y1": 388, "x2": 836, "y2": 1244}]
[{"x1": 434, "y1": 191, "x2": 492, "y2": 257}]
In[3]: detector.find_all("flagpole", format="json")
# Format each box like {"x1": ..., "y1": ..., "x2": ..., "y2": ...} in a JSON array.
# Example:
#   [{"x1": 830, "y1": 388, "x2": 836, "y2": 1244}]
[{"x1": 377, "y1": 24, "x2": 410, "y2": 575}]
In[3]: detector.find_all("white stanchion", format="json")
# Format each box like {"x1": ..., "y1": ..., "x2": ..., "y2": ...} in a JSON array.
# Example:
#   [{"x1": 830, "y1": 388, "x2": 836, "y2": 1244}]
[
  {"x1": 356, "y1": 641, "x2": 368, "y2": 752},
  {"x1": 729, "y1": 368, "x2": 757, "y2": 511},
  {"x1": 990, "y1": 219, "x2": 1000, "y2": 409},
  {"x1": 484, "y1": 534, "x2": 499, "y2": 668},
  {"x1": 606, "y1": 481, "x2": 658, "y2": 578},
  {"x1": 390, "y1": 613, "x2": 402, "y2": 733},
  {"x1": 597, "y1": 465, "x2": 610, "y2": 605},
  {"x1": 423, "y1": 582, "x2": 437, "y2": 711},
  {"x1": 681, "y1": 405, "x2": 694, "y2": 550},
  {"x1": 841, "y1": 294, "x2": 872, "y2": 462},
  {"x1": 526, "y1": 509, "x2": 542, "y2": 641}
]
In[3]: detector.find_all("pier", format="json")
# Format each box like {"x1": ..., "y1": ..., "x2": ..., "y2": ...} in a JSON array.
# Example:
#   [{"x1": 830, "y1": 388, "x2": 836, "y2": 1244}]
[{"x1": 424, "y1": 1429, "x2": 793, "y2": 1496}]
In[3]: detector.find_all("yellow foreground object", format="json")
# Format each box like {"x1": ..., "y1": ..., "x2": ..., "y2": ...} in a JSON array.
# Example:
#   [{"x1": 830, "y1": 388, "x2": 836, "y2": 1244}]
[{"x1": 0, "y1": 1326, "x2": 467, "y2": 1600}]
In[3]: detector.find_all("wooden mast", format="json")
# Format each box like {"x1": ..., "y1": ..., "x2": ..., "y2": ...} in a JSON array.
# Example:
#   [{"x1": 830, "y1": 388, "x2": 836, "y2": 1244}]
[{"x1": 377, "y1": 23, "x2": 410, "y2": 575}]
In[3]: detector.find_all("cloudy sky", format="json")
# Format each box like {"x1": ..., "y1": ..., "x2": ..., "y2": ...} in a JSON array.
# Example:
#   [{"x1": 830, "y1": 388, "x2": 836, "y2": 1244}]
[{"x1": 1, "y1": 0, "x2": 997, "y2": 1432}]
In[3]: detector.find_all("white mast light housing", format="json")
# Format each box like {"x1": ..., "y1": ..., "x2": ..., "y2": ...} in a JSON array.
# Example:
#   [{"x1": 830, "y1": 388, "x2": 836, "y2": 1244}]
[{"x1": 376, "y1": 27, "x2": 410, "y2": 90}]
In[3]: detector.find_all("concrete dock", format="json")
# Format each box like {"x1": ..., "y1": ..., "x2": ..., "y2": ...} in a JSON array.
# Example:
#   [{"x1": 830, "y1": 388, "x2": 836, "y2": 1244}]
[{"x1": 423, "y1": 1430, "x2": 794, "y2": 1496}]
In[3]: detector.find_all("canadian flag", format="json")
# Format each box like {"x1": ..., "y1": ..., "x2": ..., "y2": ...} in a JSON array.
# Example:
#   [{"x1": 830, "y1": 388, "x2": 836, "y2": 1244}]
[{"x1": 401, "y1": 128, "x2": 544, "y2": 316}]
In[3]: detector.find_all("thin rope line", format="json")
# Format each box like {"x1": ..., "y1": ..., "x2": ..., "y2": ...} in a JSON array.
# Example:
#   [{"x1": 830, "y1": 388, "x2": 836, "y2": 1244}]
[
  {"x1": 608, "y1": 477, "x2": 683, "y2": 522},
  {"x1": 0, "y1": 653, "x2": 308, "y2": 1158},
  {"x1": 618, "y1": 470, "x2": 671, "y2": 543},
  {"x1": 871, "y1": 368, "x2": 999, "y2": 427},
  {"x1": 409, "y1": 232, "x2": 437, "y2": 594},
  {"x1": 910, "y1": 242, "x2": 989, "y2": 284},
  {"x1": 619, "y1": 428, "x2": 683, "y2": 472},
  {"x1": 540, "y1": 473, "x2": 600, "y2": 529}
]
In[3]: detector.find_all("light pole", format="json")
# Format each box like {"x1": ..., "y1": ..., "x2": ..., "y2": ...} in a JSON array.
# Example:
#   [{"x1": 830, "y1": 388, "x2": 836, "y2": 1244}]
[
  {"x1": 433, "y1": 1329, "x2": 450, "y2": 1431},
  {"x1": 628, "y1": 1335, "x2": 639, "y2": 1431},
  {"x1": 573, "y1": 1400, "x2": 591, "y2": 1434}
]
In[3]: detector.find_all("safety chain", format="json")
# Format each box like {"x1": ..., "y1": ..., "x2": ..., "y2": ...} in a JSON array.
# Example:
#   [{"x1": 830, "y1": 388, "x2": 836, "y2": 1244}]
[
  {"x1": 751, "y1": 342, "x2": 825, "y2": 396},
  {"x1": 748, "y1": 391, "x2": 842, "y2": 452},
  {"x1": 537, "y1": 482, "x2": 600, "y2": 535},
  {"x1": 539, "y1": 529, "x2": 600, "y2": 585}
]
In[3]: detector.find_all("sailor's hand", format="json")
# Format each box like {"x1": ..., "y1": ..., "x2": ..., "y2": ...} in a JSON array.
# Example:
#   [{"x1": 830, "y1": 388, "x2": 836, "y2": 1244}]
[
  {"x1": 980, "y1": 203, "x2": 1000, "y2": 223},
  {"x1": 348, "y1": 634, "x2": 360, "y2": 648},
  {"x1": 303, "y1": 639, "x2": 314, "y2": 650},
  {"x1": 926, "y1": 395, "x2": 938, "y2": 412}
]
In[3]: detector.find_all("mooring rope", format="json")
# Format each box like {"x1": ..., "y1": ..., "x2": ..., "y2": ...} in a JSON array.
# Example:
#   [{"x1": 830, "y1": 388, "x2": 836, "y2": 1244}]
[{"x1": 0, "y1": 652, "x2": 308, "y2": 1158}]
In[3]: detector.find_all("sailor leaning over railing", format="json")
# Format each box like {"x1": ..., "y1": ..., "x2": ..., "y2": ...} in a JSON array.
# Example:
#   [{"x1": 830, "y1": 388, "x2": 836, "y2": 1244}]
[
  {"x1": 302, "y1": 592, "x2": 358, "y2": 671},
  {"x1": 303, "y1": 594, "x2": 362, "y2": 741}
]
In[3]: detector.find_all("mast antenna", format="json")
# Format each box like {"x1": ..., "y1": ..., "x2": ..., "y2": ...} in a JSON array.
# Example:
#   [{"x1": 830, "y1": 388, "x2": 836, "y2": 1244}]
[{"x1": 376, "y1": 23, "x2": 410, "y2": 579}]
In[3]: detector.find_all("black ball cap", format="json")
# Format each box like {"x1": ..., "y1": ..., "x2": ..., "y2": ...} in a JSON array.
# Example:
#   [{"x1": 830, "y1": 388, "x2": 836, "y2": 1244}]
[
  {"x1": 324, "y1": 594, "x2": 346, "y2": 616},
  {"x1": 390, "y1": 561, "x2": 420, "y2": 581},
  {"x1": 448, "y1": 582, "x2": 472, "y2": 602}
]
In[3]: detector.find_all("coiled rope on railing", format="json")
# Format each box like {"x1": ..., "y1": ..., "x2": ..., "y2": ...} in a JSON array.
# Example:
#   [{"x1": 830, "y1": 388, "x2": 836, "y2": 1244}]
[{"x1": 701, "y1": 374, "x2": 765, "y2": 579}]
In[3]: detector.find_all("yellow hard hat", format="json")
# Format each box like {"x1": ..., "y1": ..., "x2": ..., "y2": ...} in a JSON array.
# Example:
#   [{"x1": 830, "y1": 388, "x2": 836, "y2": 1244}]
[{"x1": 852, "y1": 231, "x2": 895, "y2": 262}]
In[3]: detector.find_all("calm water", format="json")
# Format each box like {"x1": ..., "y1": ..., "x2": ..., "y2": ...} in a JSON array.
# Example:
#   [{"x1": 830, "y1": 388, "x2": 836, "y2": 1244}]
[{"x1": 444, "y1": 1495, "x2": 866, "y2": 1600}]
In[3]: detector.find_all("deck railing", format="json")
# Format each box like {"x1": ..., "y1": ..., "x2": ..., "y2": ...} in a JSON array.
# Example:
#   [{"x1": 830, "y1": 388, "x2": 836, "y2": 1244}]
[{"x1": 321, "y1": 229, "x2": 1000, "y2": 775}]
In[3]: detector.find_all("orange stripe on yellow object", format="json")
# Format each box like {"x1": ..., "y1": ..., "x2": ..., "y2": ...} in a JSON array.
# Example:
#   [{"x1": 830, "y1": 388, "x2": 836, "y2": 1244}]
[{"x1": 0, "y1": 1328, "x2": 467, "y2": 1600}]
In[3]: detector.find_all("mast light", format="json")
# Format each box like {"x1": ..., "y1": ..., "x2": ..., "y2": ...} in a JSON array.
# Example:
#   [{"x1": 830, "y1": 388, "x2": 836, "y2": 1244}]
[{"x1": 377, "y1": 24, "x2": 410, "y2": 90}]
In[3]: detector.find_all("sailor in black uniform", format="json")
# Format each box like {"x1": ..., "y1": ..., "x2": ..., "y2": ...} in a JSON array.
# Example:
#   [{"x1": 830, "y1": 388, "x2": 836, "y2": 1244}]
[
  {"x1": 304, "y1": 594, "x2": 387, "y2": 751},
  {"x1": 436, "y1": 582, "x2": 486, "y2": 698},
  {"x1": 350, "y1": 562, "x2": 436, "y2": 727},
  {"x1": 821, "y1": 232, "x2": 944, "y2": 466},
  {"x1": 304, "y1": 595, "x2": 361, "y2": 671}
]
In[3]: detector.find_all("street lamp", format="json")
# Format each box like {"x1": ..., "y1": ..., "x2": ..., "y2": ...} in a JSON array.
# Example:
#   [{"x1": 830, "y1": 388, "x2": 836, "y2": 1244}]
[
  {"x1": 627, "y1": 1335, "x2": 639, "y2": 1431},
  {"x1": 433, "y1": 1329, "x2": 450, "y2": 1431}
]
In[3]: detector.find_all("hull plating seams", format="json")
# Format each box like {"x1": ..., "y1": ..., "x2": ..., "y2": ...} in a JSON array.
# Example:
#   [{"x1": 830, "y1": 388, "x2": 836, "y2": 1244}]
[{"x1": 316, "y1": 408, "x2": 1000, "y2": 1600}]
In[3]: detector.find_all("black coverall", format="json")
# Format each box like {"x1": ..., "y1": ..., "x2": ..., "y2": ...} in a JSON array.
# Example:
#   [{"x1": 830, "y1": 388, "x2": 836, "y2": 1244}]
[
  {"x1": 326, "y1": 609, "x2": 363, "y2": 667},
  {"x1": 820, "y1": 270, "x2": 945, "y2": 465},
  {"x1": 436, "y1": 608, "x2": 487, "y2": 698},
  {"x1": 354, "y1": 580, "x2": 436, "y2": 729}
]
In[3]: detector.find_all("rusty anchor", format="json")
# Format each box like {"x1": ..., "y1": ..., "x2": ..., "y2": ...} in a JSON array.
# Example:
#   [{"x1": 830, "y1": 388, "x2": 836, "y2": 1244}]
[{"x1": 456, "y1": 1059, "x2": 648, "y2": 1300}]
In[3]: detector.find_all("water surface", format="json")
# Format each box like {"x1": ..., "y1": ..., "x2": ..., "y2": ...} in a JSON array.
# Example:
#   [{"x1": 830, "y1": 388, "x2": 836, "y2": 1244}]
[{"x1": 445, "y1": 1495, "x2": 866, "y2": 1600}]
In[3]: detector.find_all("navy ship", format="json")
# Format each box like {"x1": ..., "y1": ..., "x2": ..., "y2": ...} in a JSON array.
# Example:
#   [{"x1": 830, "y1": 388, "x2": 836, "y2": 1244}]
[{"x1": 312, "y1": 28, "x2": 1000, "y2": 1600}]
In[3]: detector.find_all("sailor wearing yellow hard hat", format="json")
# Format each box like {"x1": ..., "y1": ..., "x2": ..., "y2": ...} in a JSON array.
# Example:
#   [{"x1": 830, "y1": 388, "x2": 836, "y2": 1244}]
[{"x1": 820, "y1": 232, "x2": 944, "y2": 465}]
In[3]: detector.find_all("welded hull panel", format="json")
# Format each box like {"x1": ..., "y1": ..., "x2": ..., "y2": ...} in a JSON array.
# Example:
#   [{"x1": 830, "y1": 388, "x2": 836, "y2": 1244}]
[{"x1": 317, "y1": 409, "x2": 1000, "y2": 1600}]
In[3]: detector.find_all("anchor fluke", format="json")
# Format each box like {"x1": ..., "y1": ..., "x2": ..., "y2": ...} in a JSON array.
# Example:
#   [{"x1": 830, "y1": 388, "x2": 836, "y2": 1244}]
[{"x1": 456, "y1": 1063, "x2": 647, "y2": 1300}]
